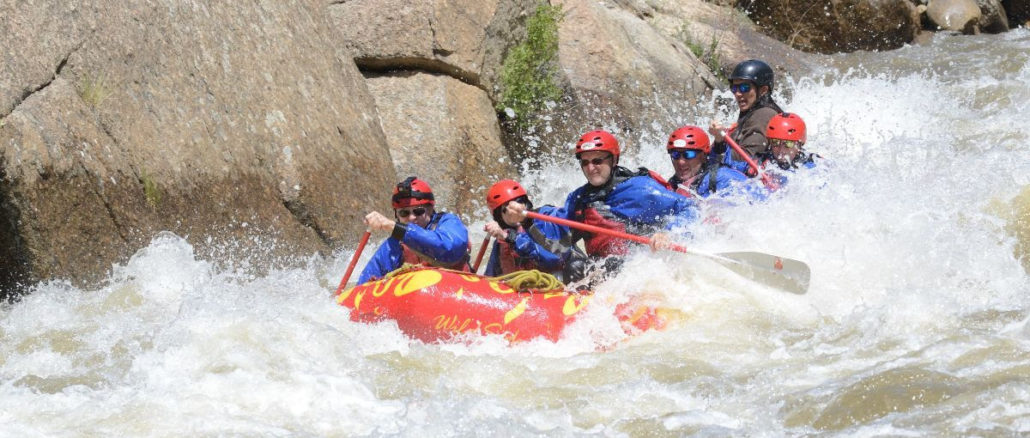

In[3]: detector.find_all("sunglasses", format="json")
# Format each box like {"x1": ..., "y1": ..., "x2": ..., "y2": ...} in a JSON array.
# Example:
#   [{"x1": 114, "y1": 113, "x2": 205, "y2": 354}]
[
  {"x1": 579, "y1": 156, "x2": 611, "y2": 167},
  {"x1": 730, "y1": 83, "x2": 753, "y2": 94},
  {"x1": 396, "y1": 207, "x2": 428, "y2": 218},
  {"x1": 768, "y1": 139, "x2": 800, "y2": 149},
  {"x1": 669, "y1": 149, "x2": 701, "y2": 160}
]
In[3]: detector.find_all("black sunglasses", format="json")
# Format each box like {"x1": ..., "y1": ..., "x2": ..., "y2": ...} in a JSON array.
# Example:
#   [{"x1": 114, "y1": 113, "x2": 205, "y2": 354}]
[
  {"x1": 669, "y1": 150, "x2": 701, "y2": 160},
  {"x1": 730, "y1": 83, "x2": 753, "y2": 94},
  {"x1": 396, "y1": 207, "x2": 428, "y2": 218},
  {"x1": 579, "y1": 156, "x2": 611, "y2": 167}
]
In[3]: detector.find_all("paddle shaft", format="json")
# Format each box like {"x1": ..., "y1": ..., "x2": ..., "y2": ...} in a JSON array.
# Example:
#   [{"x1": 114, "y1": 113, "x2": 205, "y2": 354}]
[
  {"x1": 525, "y1": 210, "x2": 810, "y2": 294},
  {"x1": 722, "y1": 130, "x2": 777, "y2": 189},
  {"x1": 471, "y1": 236, "x2": 491, "y2": 273},
  {"x1": 525, "y1": 211, "x2": 687, "y2": 253},
  {"x1": 335, "y1": 230, "x2": 371, "y2": 295}
]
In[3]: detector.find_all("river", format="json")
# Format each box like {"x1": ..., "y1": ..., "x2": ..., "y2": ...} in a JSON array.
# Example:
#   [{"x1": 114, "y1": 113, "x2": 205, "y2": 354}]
[{"x1": 2, "y1": 29, "x2": 1030, "y2": 436}]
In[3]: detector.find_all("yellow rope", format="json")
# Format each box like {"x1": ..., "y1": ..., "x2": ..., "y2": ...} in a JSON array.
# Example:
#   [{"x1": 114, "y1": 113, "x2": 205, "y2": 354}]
[
  {"x1": 381, "y1": 264, "x2": 565, "y2": 293},
  {"x1": 489, "y1": 269, "x2": 565, "y2": 292},
  {"x1": 381, "y1": 263, "x2": 431, "y2": 279}
]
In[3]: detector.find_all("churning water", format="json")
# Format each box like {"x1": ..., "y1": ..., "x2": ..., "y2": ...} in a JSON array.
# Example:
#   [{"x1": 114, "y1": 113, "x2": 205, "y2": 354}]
[{"x1": 3, "y1": 30, "x2": 1030, "y2": 436}]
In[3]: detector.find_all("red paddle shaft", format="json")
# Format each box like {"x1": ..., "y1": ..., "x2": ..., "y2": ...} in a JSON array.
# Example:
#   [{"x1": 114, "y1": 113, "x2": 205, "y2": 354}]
[
  {"x1": 335, "y1": 230, "x2": 371, "y2": 295},
  {"x1": 471, "y1": 236, "x2": 491, "y2": 273},
  {"x1": 722, "y1": 130, "x2": 777, "y2": 189},
  {"x1": 524, "y1": 211, "x2": 688, "y2": 253}
]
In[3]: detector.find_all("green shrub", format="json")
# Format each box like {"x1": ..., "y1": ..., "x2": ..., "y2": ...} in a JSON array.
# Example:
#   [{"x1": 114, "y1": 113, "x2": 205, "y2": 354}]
[
  {"x1": 78, "y1": 72, "x2": 112, "y2": 107},
  {"x1": 140, "y1": 170, "x2": 161, "y2": 208},
  {"x1": 679, "y1": 23, "x2": 724, "y2": 81},
  {"x1": 496, "y1": 3, "x2": 564, "y2": 129}
]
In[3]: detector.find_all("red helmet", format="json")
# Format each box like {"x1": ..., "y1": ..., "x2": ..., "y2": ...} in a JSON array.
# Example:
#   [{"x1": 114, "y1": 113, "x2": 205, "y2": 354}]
[
  {"x1": 666, "y1": 125, "x2": 711, "y2": 154},
  {"x1": 575, "y1": 130, "x2": 620, "y2": 159},
  {"x1": 392, "y1": 176, "x2": 435, "y2": 209},
  {"x1": 766, "y1": 113, "x2": 806, "y2": 143},
  {"x1": 485, "y1": 179, "x2": 527, "y2": 211}
]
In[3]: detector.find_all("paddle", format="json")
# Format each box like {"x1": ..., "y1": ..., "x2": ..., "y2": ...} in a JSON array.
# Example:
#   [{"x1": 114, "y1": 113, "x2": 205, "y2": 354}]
[
  {"x1": 334, "y1": 230, "x2": 371, "y2": 295},
  {"x1": 721, "y1": 130, "x2": 779, "y2": 190},
  {"x1": 525, "y1": 211, "x2": 810, "y2": 294},
  {"x1": 471, "y1": 236, "x2": 491, "y2": 273}
]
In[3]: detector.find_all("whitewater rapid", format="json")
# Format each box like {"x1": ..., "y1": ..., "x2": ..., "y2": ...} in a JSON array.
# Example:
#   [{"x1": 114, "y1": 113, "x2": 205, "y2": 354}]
[{"x1": 3, "y1": 30, "x2": 1030, "y2": 436}]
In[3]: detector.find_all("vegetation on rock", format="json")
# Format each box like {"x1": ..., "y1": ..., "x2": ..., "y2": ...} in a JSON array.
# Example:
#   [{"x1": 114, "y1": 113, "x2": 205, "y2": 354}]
[
  {"x1": 77, "y1": 72, "x2": 112, "y2": 107},
  {"x1": 679, "y1": 23, "x2": 725, "y2": 81},
  {"x1": 141, "y1": 170, "x2": 161, "y2": 208},
  {"x1": 496, "y1": 3, "x2": 564, "y2": 130}
]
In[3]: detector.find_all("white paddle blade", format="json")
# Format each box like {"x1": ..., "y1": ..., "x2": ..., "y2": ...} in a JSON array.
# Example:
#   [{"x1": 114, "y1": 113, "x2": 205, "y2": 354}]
[{"x1": 713, "y1": 251, "x2": 811, "y2": 295}]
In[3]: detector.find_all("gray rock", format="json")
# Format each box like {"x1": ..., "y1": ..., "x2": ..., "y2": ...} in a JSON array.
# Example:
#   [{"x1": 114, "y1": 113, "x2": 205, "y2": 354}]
[
  {"x1": 645, "y1": 0, "x2": 814, "y2": 83},
  {"x1": 512, "y1": 0, "x2": 724, "y2": 158},
  {"x1": 1, "y1": 1, "x2": 397, "y2": 290},
  {"x1": 742, "y1": 0, "x2": 922, "y2": 53},
  {"x1": 976, "y1": 0, "x2": 1010, "y2": 33},
  {"x1": 366, "y1": 72, "x2": 515, "y2": 223},
  {"x1": 927, "y1": 0, "x2": 983, "y2": 33},
  {"x1": 329, "y1": 0, "x2": 536, "y2": 99}
]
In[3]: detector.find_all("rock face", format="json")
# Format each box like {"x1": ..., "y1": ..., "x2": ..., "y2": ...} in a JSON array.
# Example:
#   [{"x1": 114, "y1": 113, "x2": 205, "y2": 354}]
[
  {"x1": 0, "y1": 1, "x2": 397, "y2": 292},
  {"x1": 516, "y1": 0, "x2": 816, "y2": 160},
  {"x1": 7, "y1": 0, "x2": 965, "y2": 293},
  {"x1": 643, "y1": 0, "x2": 814, "y2": 86},
  {"x1": 329, "y1": 0, "x2": 527, "y2": 221},
  {"x1": 506, "y1": 0, "x2": 726, "y2": 159},
  {"x1": 743, "y1": 0, "x2": 921, "y2": 53},
  {"x1": 366, "y1": 73, "x2": 514, "y2": 222},
  {"x1": 329, "y1": 0, "x2": 535, "y2": 94}
]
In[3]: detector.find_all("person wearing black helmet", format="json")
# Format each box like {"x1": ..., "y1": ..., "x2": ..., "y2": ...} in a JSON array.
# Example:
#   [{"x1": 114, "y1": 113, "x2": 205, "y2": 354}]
[{"x1": 709, "y1": 59, "x2": 784, "y2": 175}]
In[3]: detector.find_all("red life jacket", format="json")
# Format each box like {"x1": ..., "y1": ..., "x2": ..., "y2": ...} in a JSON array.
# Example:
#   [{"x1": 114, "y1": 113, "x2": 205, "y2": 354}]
[
  {"x1": 578, "y1": 206, "x2": 630, "y2": 256},
  {"x1": 495, "y1": 227, "x2": 541, "y2": 274},
  {"x1": 646, "y1": 169, "x2": 672, "y2": 191}
]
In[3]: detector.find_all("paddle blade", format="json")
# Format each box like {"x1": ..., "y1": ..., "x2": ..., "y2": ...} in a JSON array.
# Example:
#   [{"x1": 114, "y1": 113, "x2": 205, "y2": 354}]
[{"x1": 712, "y1": 251, "x2": 811, "y2": 295}]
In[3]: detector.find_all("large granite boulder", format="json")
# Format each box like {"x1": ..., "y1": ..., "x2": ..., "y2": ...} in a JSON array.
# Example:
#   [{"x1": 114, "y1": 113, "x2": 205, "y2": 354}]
[
  {"x1": 328, "y1": 0, "x2": 529, "y2": 218},
  {"x1": 328, "y1": 0, "x2": 537, "y2": 104},
  {"x1": 503, "y1": 0, "x2": 725, "y2": 159},
  {"x1": 0, "y1": 0, "x2": 396, "y2": 291},
  {"x1": 927, "y1": 0, "x2": 983, "y2": 33},
  {"x1": 742, "y1": 0, "x2": 921, "y2": 53},
  {"x1": 643, "y1": 0, "x2": 815, "y2": 86},
  {"x1": 365, "y1": 72, "x2": 515, "y2": 222}
]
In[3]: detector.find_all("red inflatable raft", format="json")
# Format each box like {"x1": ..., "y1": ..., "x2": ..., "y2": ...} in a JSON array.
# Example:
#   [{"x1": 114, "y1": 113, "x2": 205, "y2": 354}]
[{"x1": 336, "y1": 266, "x2": 665, "y2": 343}]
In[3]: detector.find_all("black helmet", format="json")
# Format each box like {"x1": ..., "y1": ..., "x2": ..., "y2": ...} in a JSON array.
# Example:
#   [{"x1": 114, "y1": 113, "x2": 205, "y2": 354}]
[{"x1": 729, "y1": 59, "x2": 774, "y2": 90}]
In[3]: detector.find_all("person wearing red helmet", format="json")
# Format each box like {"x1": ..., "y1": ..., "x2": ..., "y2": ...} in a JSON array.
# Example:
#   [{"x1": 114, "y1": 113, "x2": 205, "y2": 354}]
[
  {"x1": 511, "y1": 130, "x2": 698, "y2": 277},
  {"x1": 709, "y1": 59, "x2": 785, "y2": 174},
  {"x1": 665, "y1": 125, "x2": 765, "y2": 200},
  {"x1": 752, "y1": 113, "x2": 821, "y2": 190},
  {"x1": 357, "y1": 176, "x2": 471, "y2": 284},
  {"x1": 759, "y1": 113, "x2": 817, "y2": 171},
  {"x1": 481, "y1": 179, "x2": 586, "y2": 279}
]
